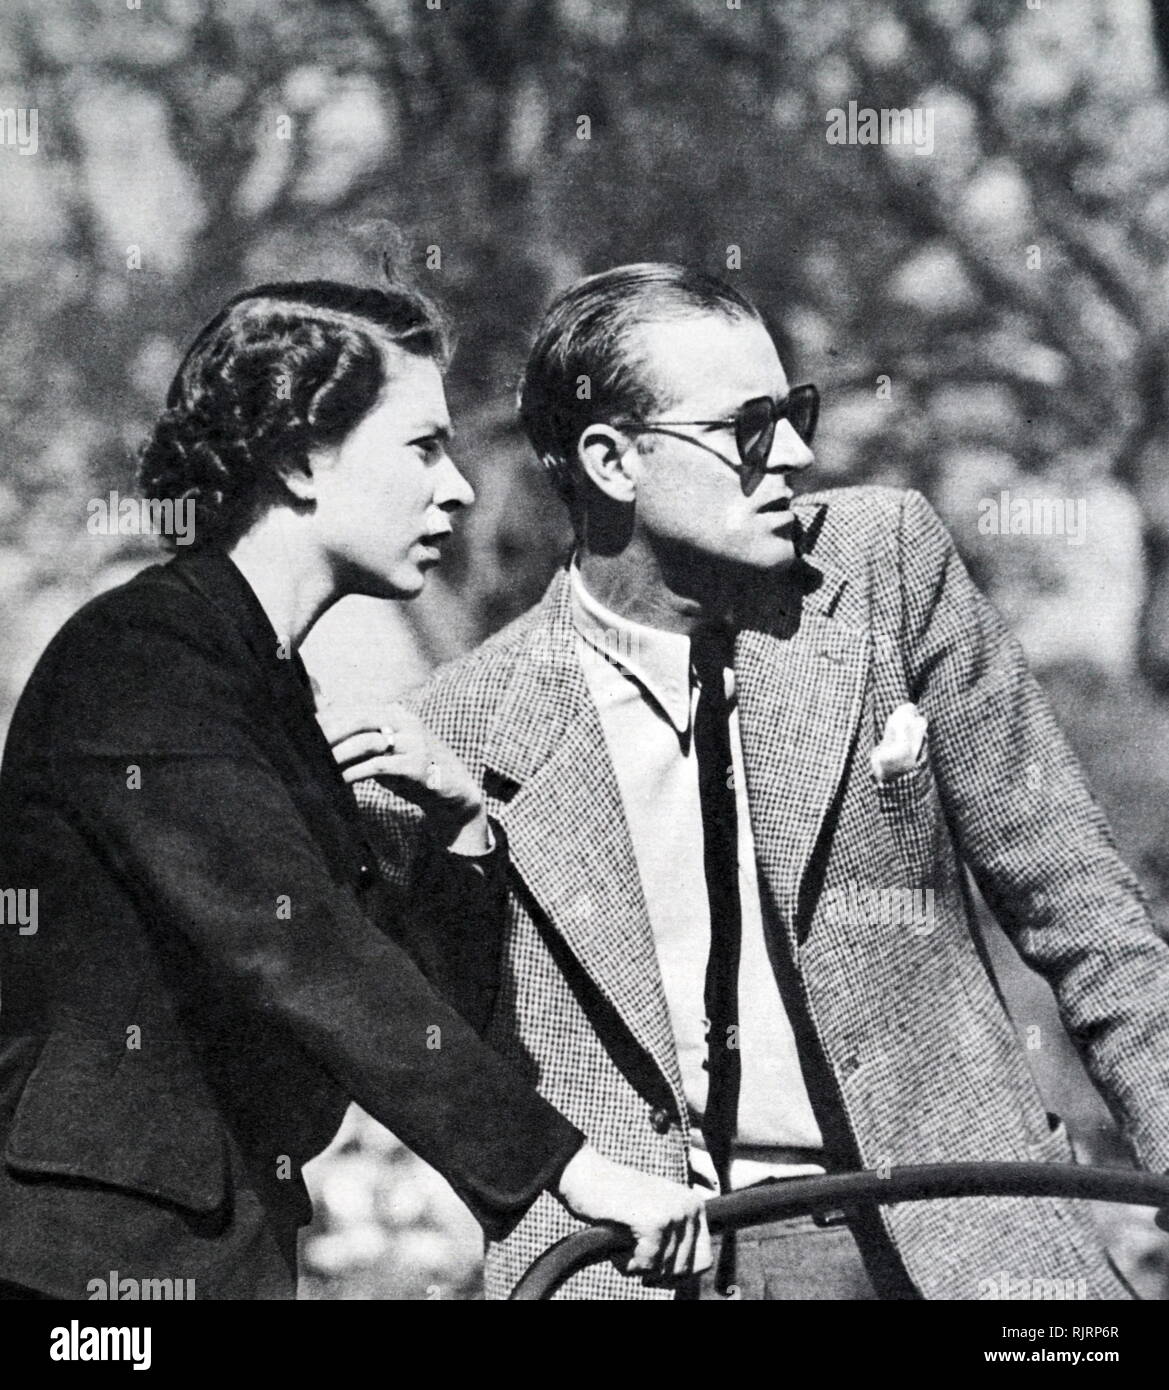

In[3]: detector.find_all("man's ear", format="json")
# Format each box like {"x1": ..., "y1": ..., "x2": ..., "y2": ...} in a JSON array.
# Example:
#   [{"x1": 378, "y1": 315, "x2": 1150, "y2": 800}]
[{"x1": 576, "y1": 423, "x2": 639, "y2": 505}]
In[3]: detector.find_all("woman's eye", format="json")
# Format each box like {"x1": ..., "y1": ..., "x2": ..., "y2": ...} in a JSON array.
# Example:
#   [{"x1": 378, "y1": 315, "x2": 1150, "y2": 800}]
[{"x1": 411, "y1": 438, "x2": 441, "y2": 460}]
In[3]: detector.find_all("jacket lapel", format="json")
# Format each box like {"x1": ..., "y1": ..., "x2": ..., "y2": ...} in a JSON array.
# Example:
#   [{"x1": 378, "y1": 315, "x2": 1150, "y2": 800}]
[
  {"x1": 734, "y1": 544, "x2": 871, "y2": 957},
  {"x1": 174, "y1": 553, "x2": 373, "y2": 864},
  {"x1": 481, "y1": 522, "x2": 870, "y2": 1097},
  {"x1": 484, "y1": 574, "x2": 686, "y2": 1115}
]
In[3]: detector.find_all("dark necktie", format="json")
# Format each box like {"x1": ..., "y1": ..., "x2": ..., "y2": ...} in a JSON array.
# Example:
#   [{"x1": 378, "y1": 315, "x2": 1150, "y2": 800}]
[{"x1": 691, "y1": 626, "x2": 742, "y2": 1291}]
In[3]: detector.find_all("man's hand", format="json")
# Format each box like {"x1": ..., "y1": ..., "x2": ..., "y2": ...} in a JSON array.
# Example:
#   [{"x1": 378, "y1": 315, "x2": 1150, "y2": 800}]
[
  {"x1": 552, "y1": 1144, "x2": 712, "y2": 1281},
  {"x1": 317, "y1": 700, "x2": 489, "y2": 854}
]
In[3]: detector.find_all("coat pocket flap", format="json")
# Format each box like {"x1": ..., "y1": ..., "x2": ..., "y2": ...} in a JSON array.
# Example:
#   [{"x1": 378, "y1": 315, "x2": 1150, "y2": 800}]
[{"x1": 4, "y1": 1035, "x2": 227, "y2": 1213}]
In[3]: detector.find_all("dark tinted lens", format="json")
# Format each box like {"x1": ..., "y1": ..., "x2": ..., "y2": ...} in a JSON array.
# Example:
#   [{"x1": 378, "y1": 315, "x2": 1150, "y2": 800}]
[
  {"x1": 736, "y1": 400, "x2": 776, "y2": 470},
  {"x1": 786, "y1": 384, "x2": 819, "y2": 444}
]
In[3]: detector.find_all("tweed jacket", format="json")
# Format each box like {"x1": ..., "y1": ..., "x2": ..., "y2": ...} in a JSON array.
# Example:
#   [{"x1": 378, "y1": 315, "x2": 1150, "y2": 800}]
[{"x1": 358, "y1": 486, "x2": 1169, "y2": 1300}]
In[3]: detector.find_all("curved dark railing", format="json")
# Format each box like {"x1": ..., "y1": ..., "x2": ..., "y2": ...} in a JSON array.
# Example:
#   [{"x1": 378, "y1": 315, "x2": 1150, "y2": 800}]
[{"x1": 509, "y1": 1162, "x2": 1169, "y2": 1301}]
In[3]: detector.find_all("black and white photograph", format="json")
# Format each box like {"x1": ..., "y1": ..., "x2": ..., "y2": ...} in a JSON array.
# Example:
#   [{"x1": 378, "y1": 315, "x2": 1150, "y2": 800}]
[{"x1": 1, "y1": 0, "x2": 1168, "y2": 1351}]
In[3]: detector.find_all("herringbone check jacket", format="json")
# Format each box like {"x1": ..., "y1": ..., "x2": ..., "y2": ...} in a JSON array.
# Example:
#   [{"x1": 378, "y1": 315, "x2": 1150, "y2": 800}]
[{"x1": 358, "y1": 486, "x2": 1169, "y2": 1300}]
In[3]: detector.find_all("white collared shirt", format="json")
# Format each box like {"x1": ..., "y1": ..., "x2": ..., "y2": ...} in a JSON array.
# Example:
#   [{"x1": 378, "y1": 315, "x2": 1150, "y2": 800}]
[{"x1": 569, "y1": 565, "x2": 825, "y2": 1191}]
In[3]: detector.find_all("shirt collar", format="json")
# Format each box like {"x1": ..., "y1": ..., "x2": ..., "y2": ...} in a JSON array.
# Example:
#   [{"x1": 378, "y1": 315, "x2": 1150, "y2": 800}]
[{"x1": 568, "y1": 562, "x2": 694, "y2": 736}]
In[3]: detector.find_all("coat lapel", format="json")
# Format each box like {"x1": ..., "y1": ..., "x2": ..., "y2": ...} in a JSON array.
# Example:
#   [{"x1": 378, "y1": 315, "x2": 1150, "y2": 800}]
[
  {"x1": 481, "y1": 521, "x2": 870, "y2": 1097},
  {"x1": 484, "y1": 575, "x2": 686, "y2": 1115},
  {"x1": 734, "y1": 542, "x2": 871, "y2": 957}
]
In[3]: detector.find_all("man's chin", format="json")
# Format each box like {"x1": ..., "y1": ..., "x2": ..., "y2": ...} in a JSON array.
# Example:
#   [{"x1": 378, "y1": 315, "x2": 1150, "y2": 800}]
[{"x1": 724, "y1": 536, "x2": 799, "y2": 573}]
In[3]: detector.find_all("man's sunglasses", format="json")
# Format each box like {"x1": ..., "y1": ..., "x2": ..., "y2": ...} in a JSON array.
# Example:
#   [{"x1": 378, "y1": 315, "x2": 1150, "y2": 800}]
[{"x1": 631, "y1": 383, "x2": 819, "y2": 493}]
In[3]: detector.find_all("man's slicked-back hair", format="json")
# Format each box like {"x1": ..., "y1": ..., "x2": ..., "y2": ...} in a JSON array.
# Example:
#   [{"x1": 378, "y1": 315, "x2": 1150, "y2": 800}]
[{"x1": 517, "y1": 262, "x2": 763, "y2": 505}]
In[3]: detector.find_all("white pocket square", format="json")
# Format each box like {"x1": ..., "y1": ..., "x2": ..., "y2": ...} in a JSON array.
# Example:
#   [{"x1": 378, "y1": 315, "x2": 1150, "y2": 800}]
[{"x1": 871, "y1": 702, "x2": 928, "y2": 783}]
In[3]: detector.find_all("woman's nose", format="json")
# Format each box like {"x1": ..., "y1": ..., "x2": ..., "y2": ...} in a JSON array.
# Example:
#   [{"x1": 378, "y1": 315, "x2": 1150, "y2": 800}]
[{"x1": 436, "y1": 454, "x2": 476, "y2": 510}]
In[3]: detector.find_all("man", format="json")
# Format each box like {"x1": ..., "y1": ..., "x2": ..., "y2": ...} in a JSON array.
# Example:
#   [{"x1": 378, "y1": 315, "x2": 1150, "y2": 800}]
[{"x1": 357, "y1": 263, "x2": 1169, "y2": 1299}]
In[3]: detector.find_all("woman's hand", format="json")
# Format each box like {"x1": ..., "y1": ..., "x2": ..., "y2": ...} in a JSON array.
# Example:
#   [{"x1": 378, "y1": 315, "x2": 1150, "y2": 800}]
[
  {"x1": 317, "y1": 700, "x2": 489, "y2": 854},
  {"x1": 553, "y1": 1145, "x2": 712, "y2": 1282}
]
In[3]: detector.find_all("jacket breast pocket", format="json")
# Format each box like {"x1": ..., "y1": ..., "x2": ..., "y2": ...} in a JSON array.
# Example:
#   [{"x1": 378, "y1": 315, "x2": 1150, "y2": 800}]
[
  {"x1": 4, "y1": 1035, "x2": 228, "y2": 1213},
  {"x1": 873, "y1": 756, "x2": 948, "y2": 888}
]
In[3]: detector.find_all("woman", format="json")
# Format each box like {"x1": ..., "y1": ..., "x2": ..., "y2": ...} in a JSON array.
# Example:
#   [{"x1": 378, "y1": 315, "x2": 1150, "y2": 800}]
[{"x1": 0, "y1": 279, "x2": 707, "y2": 1298}]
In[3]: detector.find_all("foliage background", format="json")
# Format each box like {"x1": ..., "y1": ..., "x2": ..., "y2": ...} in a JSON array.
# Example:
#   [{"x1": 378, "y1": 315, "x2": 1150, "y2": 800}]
[{"x1": 2, "y1": 0, "x2": 1168, "y2": 1298}]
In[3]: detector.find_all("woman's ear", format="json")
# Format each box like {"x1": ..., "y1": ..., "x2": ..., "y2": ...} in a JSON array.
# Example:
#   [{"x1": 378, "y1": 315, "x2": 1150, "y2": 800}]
[
  {"x1": 275, "y1": 447, "x2": 330, "y2": 504},
  {"x1": 576, "y1": 423, "x2": 639, "y2": 505}
]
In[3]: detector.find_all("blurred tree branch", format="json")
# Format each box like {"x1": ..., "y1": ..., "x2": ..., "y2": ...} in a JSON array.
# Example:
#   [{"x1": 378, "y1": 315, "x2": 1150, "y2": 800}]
[{"x1": 3, "y1": 0, "x2": 1169, "y2": 680}]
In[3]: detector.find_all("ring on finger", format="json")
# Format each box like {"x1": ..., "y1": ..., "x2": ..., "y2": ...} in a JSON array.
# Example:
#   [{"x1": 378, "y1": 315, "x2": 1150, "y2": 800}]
[{"x1": 379, "y1": 725, "x2": 395, "y2": 752}]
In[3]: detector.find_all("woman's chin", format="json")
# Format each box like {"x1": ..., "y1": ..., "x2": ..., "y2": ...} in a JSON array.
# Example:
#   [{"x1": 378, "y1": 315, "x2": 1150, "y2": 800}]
[
  {"x1": 385, "y1": 569, "x2": 428, "y2": 600},
  {"x1": 342, "y1": 562, "x2": 427, "y2": 602}
]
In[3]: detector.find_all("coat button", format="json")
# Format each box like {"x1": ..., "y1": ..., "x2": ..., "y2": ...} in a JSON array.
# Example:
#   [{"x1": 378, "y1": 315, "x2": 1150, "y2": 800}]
[
  {"x1": 357, "y1": 862, "x2": 376, "y2": 889},
  {"x1": 649, "y1": 1106, "x2": 672, "y2": 1134},
  {"x1": 838, "y1": 1054, "x2": 861, "y2": 1079}
]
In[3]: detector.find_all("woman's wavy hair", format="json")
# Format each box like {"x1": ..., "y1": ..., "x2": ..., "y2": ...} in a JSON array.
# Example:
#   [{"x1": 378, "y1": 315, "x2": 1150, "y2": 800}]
[{"x1": 137, "y1": 279, "x2": 451, "y2": 550}]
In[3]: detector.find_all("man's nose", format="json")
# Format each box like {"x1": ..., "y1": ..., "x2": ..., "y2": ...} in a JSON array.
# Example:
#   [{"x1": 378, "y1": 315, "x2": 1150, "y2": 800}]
[
  {"x1": 435, "y1": 453, "x2": 476, "y2": 510},
  {"x1": 767, "y1": 419, "x2": 815, "y2": 473}
]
